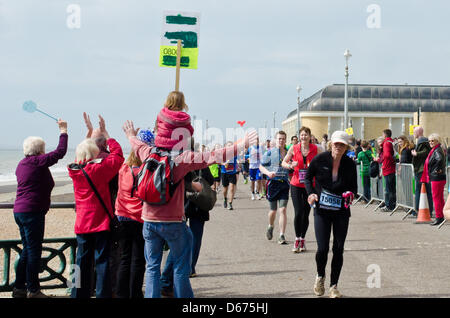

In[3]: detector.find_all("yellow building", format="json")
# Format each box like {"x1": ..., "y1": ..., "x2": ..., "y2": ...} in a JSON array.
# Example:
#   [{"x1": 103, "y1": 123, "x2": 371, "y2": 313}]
[{"x1": 282, "y1": 84, "x2": 450, "y2": 144}]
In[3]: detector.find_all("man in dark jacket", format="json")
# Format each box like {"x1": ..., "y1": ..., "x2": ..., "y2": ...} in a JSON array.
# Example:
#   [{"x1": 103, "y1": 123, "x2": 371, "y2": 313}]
[{"x1": 411, "y1": 126, "x2": 434, "y2": 216}]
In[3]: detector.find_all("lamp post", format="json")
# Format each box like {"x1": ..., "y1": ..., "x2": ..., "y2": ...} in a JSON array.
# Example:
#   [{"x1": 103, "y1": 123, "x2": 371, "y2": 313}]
[
  {"x1": 296, "y1": 85, "x2": 302, "y2": 137},
  {"x1": 344, "y1": 49, "x2": 352, "y2": 130},
  {"x1": 273, "y1": 111, "x2": 276, "y2": 136}
]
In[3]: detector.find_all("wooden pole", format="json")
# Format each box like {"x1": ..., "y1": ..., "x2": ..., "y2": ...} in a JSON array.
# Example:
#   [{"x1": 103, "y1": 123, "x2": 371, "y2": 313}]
[{"x1": 175, "y1": 40, "x2": 181, "y2": 91}]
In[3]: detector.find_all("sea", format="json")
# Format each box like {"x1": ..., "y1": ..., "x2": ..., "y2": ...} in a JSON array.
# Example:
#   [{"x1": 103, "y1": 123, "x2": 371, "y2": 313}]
[{"x1": 0, "y1": 149, "x2": 78, "y2": 186}]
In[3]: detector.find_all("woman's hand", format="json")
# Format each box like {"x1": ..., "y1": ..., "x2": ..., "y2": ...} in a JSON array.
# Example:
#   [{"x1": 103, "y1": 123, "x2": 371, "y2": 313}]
[
  {"x1": 267, "y1": 171, "x2": 276, "y2": 179},
  {"x1": 57, "y1": 119, "x2": 67, "y2": 134},
  {"x1": 122, "y1": 120, "x2": 140, "y2": 138},
  {"x1": 98, "y1": 115, "x2": 110, "y2": 139},
  {"x1": 290, "y1": 161, "x2": 299, "y2": 169},
  {"x1": 83, "y1": 112, "x2": 93, "y2": 138},
  {"x1": 307, "y1": 194, "x2": 318, "y2": 206}
]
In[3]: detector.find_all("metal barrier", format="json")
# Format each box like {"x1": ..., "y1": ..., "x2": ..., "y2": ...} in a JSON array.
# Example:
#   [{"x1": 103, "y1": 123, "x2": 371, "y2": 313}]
[
  {"x1": 0, "y1": 202, "x2": 77, "y2": 293},
  {"x1": 390, "y1": 164, "x2": 415, "y2": 219},
  {"x1": 365, "y1": 176, "x2": 385, "y2": 211},
  {"x1": 354, "y1": 164, "x2": 367, "y2": 204}
]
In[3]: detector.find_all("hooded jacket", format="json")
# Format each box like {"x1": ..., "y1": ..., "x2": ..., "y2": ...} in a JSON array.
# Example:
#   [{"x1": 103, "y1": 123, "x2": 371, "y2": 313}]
[{"x1": 154, "y1": 107, "x2": 194, "y2": 150}]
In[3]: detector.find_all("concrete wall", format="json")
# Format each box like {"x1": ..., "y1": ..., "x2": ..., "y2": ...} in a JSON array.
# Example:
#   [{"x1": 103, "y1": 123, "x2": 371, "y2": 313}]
[{"x1": 414, "y1": 112, "x2": 450, "y2": 145}]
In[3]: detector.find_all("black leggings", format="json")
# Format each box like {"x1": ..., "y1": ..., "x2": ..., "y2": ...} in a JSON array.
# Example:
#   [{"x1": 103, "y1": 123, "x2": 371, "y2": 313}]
[
  {"x1": 290, "y1": 185, "x2": 311, "y2": 238},
  {"x1": 314, "y1": 212, "x2": 349, "y2": 287}
]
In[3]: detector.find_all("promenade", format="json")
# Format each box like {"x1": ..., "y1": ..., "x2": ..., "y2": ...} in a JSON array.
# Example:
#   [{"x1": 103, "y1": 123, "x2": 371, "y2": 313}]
[{"x1": 1, "y1": 178, "x2": 450, "y2": 298}]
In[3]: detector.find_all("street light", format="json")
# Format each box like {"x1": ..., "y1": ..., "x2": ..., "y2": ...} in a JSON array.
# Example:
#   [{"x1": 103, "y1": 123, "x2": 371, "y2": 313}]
[
  {"x1": 344, "y1": 49, "x2": 352, "y2": 130},
  {"x1": 296, "y1": 85, "x2": 302, "y2": 137}
]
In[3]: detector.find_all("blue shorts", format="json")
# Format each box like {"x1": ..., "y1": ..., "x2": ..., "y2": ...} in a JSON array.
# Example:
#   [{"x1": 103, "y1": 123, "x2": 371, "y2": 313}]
[{"x1": 249, "y1": 168, "x2": 261, "y2": 181}]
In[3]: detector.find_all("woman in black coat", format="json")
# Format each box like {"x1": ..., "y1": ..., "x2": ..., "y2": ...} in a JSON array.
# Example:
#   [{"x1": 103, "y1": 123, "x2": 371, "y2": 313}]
[{"x1": 304, "y1": 131, "x2": 357, "y2": 298}]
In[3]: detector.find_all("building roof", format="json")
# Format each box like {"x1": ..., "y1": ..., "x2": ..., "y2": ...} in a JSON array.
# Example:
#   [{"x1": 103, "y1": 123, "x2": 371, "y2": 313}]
[{"x1": 287, "y1": 84, "x2": 450, "y2": 118}]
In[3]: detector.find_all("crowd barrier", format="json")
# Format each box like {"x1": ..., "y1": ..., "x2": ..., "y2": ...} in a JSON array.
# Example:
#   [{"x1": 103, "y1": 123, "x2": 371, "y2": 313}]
[{"x1": 356, "y1": 163, "x2": 420, "y2": 220}]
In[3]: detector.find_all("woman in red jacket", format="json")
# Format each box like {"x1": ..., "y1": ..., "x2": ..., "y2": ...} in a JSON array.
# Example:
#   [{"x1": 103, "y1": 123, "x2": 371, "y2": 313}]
[
  {"x1": 282, "y1": 126, "x2": 321, "y2": 253},
  {"x1": 68, "y1": 120, "x2": 124, "y2": 298}
]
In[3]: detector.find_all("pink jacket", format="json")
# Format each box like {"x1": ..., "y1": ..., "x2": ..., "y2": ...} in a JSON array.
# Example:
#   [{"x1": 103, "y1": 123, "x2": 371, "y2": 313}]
[
  {"x1": 115, "y1": 164, "x2": 143, "y2": 223},
  {"x1": 154, "y1": 107, "x2": 194, "y2": 150},
  {"x1": 129, "y1": 136, "x2": 239, "y2": 222}
]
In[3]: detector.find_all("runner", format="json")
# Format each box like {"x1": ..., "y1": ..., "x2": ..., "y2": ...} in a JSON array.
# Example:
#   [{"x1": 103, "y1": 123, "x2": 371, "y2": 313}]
[
  {"x1": 248, "y1": 137, "x2": 264, "y2": 200},
  {"x1": 287, "y1": 135, "x2": 298, "y2": 150},
  {"x1": 259, "y1": 131, "x2": 290, "y2": 245},
  {"x1": 240, "y1": 147, "x2": 250, "y2": 184},
  {"x1": 221, "y1": 141, "x2": 239, "y2": 210},
  {"x1": 282, "y1": 126, "x2": 321, "y2": 253},
  {"x1": 210, "y1": 144, "x2": 222, "y2": 193},
  {"x1": 304, "y1": 130, "x2": 357, "y2": 298}
]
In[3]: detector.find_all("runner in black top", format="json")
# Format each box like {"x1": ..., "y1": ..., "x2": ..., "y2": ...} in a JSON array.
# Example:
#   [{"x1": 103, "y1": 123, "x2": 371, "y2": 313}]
[{"x1": 304, "y1": 131, "x2": 357, "y2": 298}]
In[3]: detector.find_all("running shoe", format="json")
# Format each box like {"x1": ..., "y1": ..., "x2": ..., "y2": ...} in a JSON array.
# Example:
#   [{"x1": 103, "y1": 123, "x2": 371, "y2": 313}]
[
  {"x1": 300, "y1": 239, "x2": 306, "y2": 252},
  {"x1": 228, "y1": 202, "x2": 234, "y2": 210},
  {"x1": 314, "y1": 276, "x2": 325, "y2": 296},
  {"x1": 258, "y1": 193, "x2": 264, "y2": 200},
  {"x1": 244, "y1": 178, "x2": 248, "y2": 184},
  {"x1": 329, "y1": 285, "x2": 342, "y2": 298},
  {"x1": 266, "y1": 226, "x2": 273, "y2": 240},
  {"x1": 292, "y1": 239, "x2": 301, "y2": 253},
  {"x1": 278, "y1": 235, "x2": 287, "y2": 245},
  {"x1": 223, "y1": 199, "x2": 227, "y2": 209},
  {"x1": 251, "y1": 193, "x2": 256, "y2": 200}
]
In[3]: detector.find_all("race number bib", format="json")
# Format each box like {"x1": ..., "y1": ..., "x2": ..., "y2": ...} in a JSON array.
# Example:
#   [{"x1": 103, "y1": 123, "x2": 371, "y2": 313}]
[
  {"x1": 298, "y1": 169, "x2": 307, "y2": 184},
  {"x1": 319, "y1": 190, "x2": 342, "y2": 211},
  {"x1": 225, "y1": 164, "x2": 235, "y2": 172}
]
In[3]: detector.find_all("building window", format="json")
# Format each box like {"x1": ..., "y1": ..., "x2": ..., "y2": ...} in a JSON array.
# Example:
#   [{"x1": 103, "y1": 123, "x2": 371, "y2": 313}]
[
  {"x1": 400, "y1": 87, "x2": 411, "y2": 99},
  {"x1": 420, "y1": 88, "x2": 431, "y2": 99},
  {"x1": 381, "y1": 88, "x2": 391, "y2": 98},
  {"x1": 359, "y1": 87, "x2": 371, "y2": 98}
]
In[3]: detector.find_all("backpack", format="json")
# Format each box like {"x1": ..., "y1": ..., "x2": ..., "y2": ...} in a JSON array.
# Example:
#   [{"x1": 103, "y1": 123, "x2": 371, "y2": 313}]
[
  {"x1": 369, "y1": 161, "x2": 380, "y2": 178},
  {"x1": 131, "y1": 147, "x2": 180, "y2": 205}
]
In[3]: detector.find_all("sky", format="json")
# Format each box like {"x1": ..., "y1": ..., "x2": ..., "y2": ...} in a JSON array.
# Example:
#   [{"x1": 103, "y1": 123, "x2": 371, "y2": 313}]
[{"x1": 1, "y1": 0, "x2": 449, "y2": 150}]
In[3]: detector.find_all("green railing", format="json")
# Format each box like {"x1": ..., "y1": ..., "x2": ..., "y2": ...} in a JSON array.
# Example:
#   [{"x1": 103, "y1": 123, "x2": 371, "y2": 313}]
[{"x1": 0, "y1": 203, "x2": 77, "y2": 293}]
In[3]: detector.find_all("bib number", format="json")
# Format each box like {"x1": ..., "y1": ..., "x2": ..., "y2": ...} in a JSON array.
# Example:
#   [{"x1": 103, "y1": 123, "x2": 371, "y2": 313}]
[
  {"x1": 319, "y1": 190, "x2": 342, "y2": 211},
  {"x1": 298, "y1": 169, "x2": 307, "y2": 184}
]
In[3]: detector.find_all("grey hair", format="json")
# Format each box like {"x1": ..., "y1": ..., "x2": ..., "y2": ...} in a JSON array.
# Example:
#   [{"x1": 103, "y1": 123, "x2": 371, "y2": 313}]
[
  {"x1": 76, "y1": 138, "x2": 100, "y2": 163},
  {"x1": 23, "y1": 136, "x2": 45, "y2": 156}
]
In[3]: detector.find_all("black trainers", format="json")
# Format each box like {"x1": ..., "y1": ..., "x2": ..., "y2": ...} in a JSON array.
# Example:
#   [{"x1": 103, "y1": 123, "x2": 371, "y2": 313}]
[
  {"x1": 228, "y1": 202, "x2": 234, "y2": 210},
  {"x1": 223, "y1": 199, "x2": 227, "y2": 209},
  {"x1": 278, "y1": 235, "x2": 287, "y2": 245},
  {"x1": 430, "y1": 218, "x2": 445, "y2": 226}
]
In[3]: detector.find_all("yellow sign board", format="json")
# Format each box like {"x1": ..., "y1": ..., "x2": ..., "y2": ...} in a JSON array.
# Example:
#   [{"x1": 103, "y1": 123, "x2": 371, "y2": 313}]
[
  {"x1": 345, "y1": 127, "x2": 354, "y2": 136},
  {"x1": 409, "y1": 125, "x2": 419, "y2": 136},
  {"x1": 159, "y1": 46, "x2": 198, "y2": 69}
]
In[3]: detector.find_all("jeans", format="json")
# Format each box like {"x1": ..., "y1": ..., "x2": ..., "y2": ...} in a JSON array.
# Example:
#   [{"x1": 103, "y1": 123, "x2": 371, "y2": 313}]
[
  {"x1": 414, "y1": 173, "x2": 434, "y2": 217},
  {"x1": 362, "y1": 175, "x2": 371, "y2": 201},
  {"x1": 14, "y1": 211, "x2": 46, "y2": 293},
  {"x1": 383, "y1": 173, "x2": 396, "y2": 210},
  {"x1": 71, "y1": 231, "x2": 112, "y2": 298},
  {"x1": 161, "y1": 218, "x2": 204, "y2": 291},
  {"x1": 143, "y1": 221, "x2": 193, "y2": 298},
  {"x1": 314, "y1": 212, "x2": 349, "y2": 287},
  {"x1": 189, "y1": 218, "x2": 205, "y2": 275},
  {"x1": 291, "y1": 186, "x2": 311, "y2": 238},
  {"x1": 116, "y1": 220, "x2": 145, "y2": 298}
]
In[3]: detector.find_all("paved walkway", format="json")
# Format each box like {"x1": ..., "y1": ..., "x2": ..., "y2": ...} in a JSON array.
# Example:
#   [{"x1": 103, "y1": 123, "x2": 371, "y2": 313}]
[{"x1": 190, "y1": 179, "x2": 450, "y2": 298}]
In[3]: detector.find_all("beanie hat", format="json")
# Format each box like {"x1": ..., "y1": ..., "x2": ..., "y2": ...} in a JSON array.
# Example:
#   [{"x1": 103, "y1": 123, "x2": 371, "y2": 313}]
[{"x1": 154, "y1": 107, "x2": 194, "y2": 150}]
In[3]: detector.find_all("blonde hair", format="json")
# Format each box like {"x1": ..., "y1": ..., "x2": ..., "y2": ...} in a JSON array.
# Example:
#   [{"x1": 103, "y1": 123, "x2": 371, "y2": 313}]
[
  {"x1": 126, "y1": 151, "x2": 142, "y2": 167},
  {"x1": 165, "y1": 91, "x2": 188, "y2": 111},
  {"x1": 23, "y1": 136, "x2": 45, "y2": 156},
  {"x1": 76, "y1": 138, "x2": 100, "y2": 163},
  {"x1": 428, "y1": 133, "x2": 442, "y2": 145}
]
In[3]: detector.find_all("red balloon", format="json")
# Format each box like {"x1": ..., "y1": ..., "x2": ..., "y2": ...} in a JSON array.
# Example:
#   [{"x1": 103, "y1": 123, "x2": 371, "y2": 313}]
[{"x1": 237, "y1": 121, "x2": 246, "y2": 127}]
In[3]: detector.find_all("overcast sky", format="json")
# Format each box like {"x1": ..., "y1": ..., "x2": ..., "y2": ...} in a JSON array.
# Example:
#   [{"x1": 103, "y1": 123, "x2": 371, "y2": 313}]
[{"x1": 1, "y1": 0, "x2": 449, "y2": 150}]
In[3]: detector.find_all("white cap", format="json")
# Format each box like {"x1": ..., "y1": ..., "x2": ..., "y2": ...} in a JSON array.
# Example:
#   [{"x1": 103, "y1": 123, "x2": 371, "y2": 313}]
[{"x1": 331, "y1": 131, "x2": 350, "y2": 145}]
